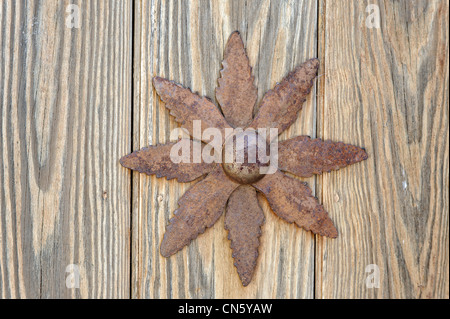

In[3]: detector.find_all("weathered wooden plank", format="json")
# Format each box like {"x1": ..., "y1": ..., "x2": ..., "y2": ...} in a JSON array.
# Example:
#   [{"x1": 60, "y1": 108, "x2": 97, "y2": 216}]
[
  {"x1": 0, "y1": 0, "x2": 132, "y2": 298},
  {"x1": 133, "y1": 0, "x2": 318, "y2": 298},
  {"x1": 316, "y1": 0, "x2": 449, "y2": 298}
]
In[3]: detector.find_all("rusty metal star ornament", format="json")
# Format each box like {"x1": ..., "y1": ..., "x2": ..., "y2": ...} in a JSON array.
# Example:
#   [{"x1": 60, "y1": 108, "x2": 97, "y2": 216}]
[{"x1": 120, "y1": 31, "x2": 368, "y2": 287}]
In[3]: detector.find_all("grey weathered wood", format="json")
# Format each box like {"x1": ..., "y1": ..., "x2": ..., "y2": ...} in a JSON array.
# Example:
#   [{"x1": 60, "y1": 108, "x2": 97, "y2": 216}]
[
  {"x1": 132, "y1": 0, "x2": 318, "y2": 298},
  {"x1": 1, "y1": 0, "x2": 448, "y2": 300},
  {"x1": 316, "y1": 0, "x2": 449, "y2": 298},
  {"x1": 0, "y1": 0, "x2": 132, "y2": 298}
]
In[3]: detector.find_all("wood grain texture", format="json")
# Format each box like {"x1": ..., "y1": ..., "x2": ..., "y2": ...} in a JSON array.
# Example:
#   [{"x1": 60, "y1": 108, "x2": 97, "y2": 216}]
[
  {"x1": 316, "y1": 0, "x2": 449, "y2": 298},
  {"x1": 0, "y1": 0, "x2": 132, "y2": 298},
  {"x1": 132, "y1": 0, "x2": 318, "y2": 298},
  {"x1": 1, "y1": 0, "x2": 448, "y2": 300}
]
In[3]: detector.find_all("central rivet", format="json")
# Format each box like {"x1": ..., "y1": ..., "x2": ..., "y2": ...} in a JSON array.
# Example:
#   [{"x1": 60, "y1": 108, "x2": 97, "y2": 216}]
[{"x1": 222, "y1": 130, "x2": 269, "y2": 184}]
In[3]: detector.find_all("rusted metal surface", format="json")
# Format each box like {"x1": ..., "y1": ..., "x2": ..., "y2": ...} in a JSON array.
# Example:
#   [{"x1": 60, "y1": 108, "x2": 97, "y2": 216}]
[
  {"x1": 221, "y1": 130, "x2": 269, "y2": 184},
  {"x1": 217, "y1": 32, "x2": 266, "y2": 286},
  {"x1": 278, "y1": 136, "x2": 368, "y2": 178},
  {"x1": 153, "y1": 76, "x2": 232, "y2": 143},
  {"x1": 120, "y1": 139, "x2": 215, "y2": 182},
  {"x1": 247, "y1": 58, "x2": 320, "y2": 140},
  {"x1": 160, "y1": 165, "x2": 240, "y2": 257},
  {"x1": 224, "y1": 185, "x2": 265, "y2": 286},
  {"x1": 216, "y1": 31, "x2": 258, "y2": 128},
  {"x1": 121, "y1": 31, "x2": 368, "y2": 287},
  {"x1": 253, "y1": 170, "x2": 338, "y2": 238}
]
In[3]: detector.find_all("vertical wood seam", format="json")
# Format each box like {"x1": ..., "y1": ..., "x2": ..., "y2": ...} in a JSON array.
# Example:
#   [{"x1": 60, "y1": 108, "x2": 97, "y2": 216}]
[
  {"x1": 130, "y1": 0, "x2": 135, "y2": 300},
  {"x1": 316, "y1": 0, "x2": 327, "y2": 299}
]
